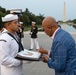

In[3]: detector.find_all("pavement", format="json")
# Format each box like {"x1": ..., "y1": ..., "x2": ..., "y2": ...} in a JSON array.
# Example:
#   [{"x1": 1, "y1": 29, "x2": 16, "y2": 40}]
[{"x1": 22, "y1": 31, "x2": 76, "y2": 75}]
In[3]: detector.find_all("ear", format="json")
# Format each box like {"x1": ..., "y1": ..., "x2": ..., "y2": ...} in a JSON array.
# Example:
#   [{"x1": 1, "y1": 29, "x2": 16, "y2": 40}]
[
  {"x1": 6, "y1": 22, "x2": 11, "y2": 27},
  {"x1": 8, "y1": 22, "x2": 11, "y2": 26},
  {"x1": 47, "y1": 25, "x2": 51, "y2": 29}
]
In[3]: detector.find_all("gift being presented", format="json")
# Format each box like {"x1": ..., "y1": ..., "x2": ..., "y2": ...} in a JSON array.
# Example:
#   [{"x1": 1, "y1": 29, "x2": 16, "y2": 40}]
[{"x1": 16, "y1": 49, "x2": 41, "y2": 61}]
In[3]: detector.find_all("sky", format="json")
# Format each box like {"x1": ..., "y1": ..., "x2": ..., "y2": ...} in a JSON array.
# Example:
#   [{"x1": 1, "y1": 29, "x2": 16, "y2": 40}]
[{"x1": 0, "y1": 0, "x2": 76, "y2": 21}]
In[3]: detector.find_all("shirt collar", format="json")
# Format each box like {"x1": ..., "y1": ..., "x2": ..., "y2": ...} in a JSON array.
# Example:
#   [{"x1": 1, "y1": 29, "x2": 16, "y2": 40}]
[{"x1": 51, "y1": 27, "x2": 60, "y2": 40}]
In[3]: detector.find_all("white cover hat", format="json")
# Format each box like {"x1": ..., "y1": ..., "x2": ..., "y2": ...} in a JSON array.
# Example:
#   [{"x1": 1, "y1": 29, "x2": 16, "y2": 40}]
[
  {"x1": 19, "y1": 22, "x2": 23, "y2": 24},
  {"x1": 10, "y1": 10, "x2": 21, "y2": 14},
  {"x1": 32, "y1": 21, "x2": 36, "y2": 24},
  {"x1": 2, "y1": 14, "x2": 18, "y2": 22},
  {"x1": 10, "y1": 9, "x2": 22, "y2": 16},
  {"x1": 10, "y1": 9, "x2": 22, "y2": 14}
]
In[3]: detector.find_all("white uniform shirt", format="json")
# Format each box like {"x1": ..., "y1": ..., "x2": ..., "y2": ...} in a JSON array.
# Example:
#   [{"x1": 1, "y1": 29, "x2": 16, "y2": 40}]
[{"x1": 0, "y1": 30, "x2": 23, "y2": 75}]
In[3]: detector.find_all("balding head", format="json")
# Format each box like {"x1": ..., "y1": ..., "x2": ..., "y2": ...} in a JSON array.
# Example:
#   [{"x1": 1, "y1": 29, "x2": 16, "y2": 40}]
[
  {"x1": 42, "y1": 16, "x2": 57, "y2": 27},
  {"x1": 42, "y1": 16, "x2": 59, "y2": 37}
]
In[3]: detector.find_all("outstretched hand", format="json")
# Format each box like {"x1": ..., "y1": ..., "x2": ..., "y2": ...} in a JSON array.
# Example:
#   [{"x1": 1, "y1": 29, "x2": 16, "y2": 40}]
[{"x1": 37, "y1": 47, "x2": 48, "y2": 54}]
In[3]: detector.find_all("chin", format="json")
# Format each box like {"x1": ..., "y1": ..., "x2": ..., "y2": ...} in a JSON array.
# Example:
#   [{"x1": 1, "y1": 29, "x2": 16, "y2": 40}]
[
  {"x1": 46, "y1": 34, "x2": 50, "y2": 37},
  {"x1": 48, "y1": 34, "x2": 52, "y2": 37}
]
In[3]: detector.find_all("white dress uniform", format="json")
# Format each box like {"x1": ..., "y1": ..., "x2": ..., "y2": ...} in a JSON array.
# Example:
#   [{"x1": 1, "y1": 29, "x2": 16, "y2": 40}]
[{"x1": 0, "y1": 30, "x2": 23, "y2": 75}]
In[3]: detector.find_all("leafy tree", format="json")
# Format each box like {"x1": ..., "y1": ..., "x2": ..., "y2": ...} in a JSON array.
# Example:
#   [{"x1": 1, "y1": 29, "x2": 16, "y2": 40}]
[
  {"x1": 73, "y1": 19, "x2": 76, "y2": 24},
  {"x1": 0, "y1": 6, "x2": 6, "y2": 13},
  {"x1": 0, "y1": 6, "x2": 45, "y2": 29},
  {"x1": 0, "y1": 11, "x2": 5, "y2": 29}
]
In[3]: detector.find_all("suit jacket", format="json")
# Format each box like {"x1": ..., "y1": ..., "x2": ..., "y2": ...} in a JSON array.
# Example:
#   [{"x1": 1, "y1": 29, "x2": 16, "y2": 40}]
[{"x1": 47, "y1": 28, "x2": 76, "y2": 75}]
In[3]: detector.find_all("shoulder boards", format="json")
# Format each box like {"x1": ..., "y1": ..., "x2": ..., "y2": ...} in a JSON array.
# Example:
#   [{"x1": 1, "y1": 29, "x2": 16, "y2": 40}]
[{"x1": 0, "y1": 39, "x2": 7, "y2": 42}]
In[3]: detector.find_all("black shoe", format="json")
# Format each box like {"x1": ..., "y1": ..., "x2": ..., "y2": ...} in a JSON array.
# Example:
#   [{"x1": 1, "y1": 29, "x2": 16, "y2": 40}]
[
  {"x1": 36, "y1": 49, "x2": 39, "y2": 51},
  {"x1": 29, "y1": 49, "x2": 32, "y2": 50}
]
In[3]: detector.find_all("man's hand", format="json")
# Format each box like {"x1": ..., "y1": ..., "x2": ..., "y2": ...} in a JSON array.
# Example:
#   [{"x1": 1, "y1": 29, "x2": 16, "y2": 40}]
[
  {"x1": 37, "y1": 47, "x2": 48, "y2": 54},
  {"x1": 42, "y1": 56, "x2": 49, "y2": 63}
]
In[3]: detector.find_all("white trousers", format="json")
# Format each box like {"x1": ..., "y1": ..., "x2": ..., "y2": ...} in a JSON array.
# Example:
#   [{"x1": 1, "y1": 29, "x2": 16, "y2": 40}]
[
  {"x1": 21, "y1": 38, "x2": 24, "y2": 46},
  {"x1": 30, "y1": 38, "x2": 39, "y2": 49}
]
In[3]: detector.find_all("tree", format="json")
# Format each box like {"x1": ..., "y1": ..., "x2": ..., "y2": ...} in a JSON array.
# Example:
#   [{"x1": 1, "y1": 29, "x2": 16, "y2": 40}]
[
  {"x1": 73, "y1": 19, "x2": 76, "y2": 24},
  {"x1": 0, "y1": 6, "x2": 45, "y2": 29},
  {"x1": 0, "y1": 11, "x2": 5, "y2": 29},
  {"x1": 0, "y1": 6, "x2": 6, "y2": 13}
]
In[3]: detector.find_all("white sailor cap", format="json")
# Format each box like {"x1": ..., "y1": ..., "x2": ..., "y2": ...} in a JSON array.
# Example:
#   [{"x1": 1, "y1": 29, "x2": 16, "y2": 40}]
[
  {"x1": 10, "y1": 9, "x2": 22, "y2": 14},
  {"x1": 10, "y1": 9, "x2": 22, "y2": 16},
  {"x1": 32, "y1": 21, "x2": 36, "y2": 24},
  {"x1": 19, "y1": 22, "x2": 23, "y2": 24},
  {"x1": 2, "y1": 14, "x2": 18, "y2": 22}
]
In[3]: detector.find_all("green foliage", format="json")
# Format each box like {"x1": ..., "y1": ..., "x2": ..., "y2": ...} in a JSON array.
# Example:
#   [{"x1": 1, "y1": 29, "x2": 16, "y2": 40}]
[
  {"x1": 0, "y1": 6, "x2": 6, "y2": 13},
  {"x1": 0, "y1": 6, "x2": 45, "y2": 30},
  {"x1": 20, "y1": 8, "x2": 45, "y2": 27},
  {"x1": 1, "y1": 6, "x2": 76, "y2": 31},
  {"x1": 73, "y1": 19, "x2": 76, "y2": 24},
  {"x1": 0, "y1": 11, "x2": 5, "y2": 29}
]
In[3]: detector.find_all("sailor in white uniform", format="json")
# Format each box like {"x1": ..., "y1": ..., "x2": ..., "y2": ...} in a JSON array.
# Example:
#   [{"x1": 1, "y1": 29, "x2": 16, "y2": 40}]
[{"x1": 0, "y1": 14, "x2": 23, "y2": 75}]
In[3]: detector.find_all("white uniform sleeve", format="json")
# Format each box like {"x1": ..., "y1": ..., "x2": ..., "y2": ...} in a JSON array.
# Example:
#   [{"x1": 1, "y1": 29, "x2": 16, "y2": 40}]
[{"x1": 0, "y1": 41, "x2": 22, "y2": 67}]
